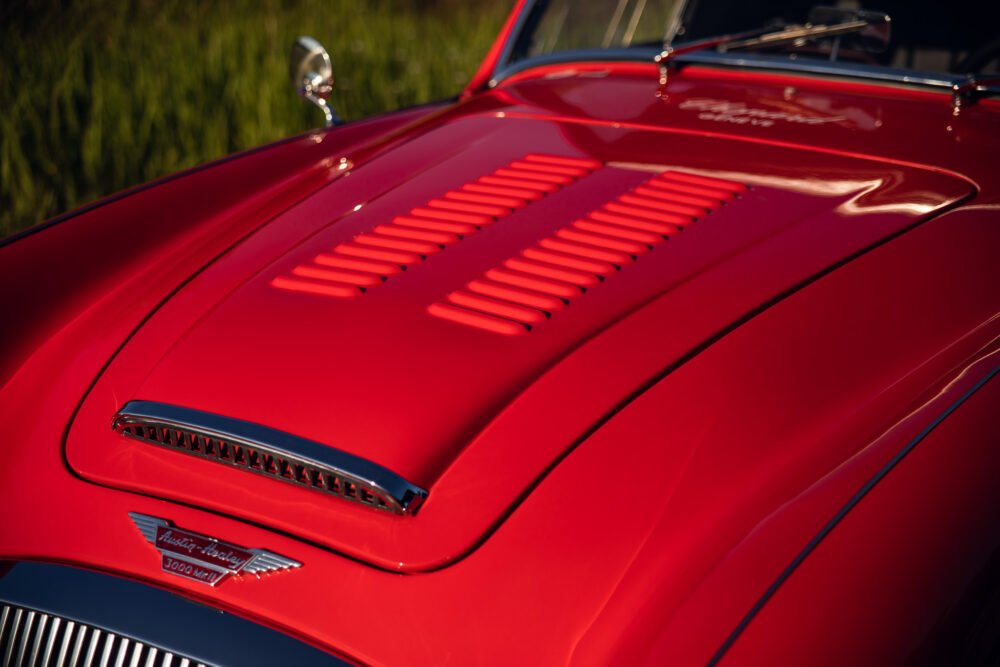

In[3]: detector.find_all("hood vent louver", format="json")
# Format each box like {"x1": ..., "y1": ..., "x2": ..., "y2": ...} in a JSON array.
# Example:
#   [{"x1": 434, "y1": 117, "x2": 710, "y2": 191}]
[
  {"x1": 112, "y1": 401, "x2": 427, "y2": 515},
  {"x1": 271, "y1": 153, "x2": 601, "y2": 298},
  {"x1": 428, "y1": 170, "x2": 747, "y2": 335}
]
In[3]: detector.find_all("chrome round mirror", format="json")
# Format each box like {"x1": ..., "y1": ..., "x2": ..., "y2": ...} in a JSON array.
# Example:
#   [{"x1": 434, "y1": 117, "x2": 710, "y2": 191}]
[{"x1": 291, "y1": 36, "x2": 340, "y2": 127}]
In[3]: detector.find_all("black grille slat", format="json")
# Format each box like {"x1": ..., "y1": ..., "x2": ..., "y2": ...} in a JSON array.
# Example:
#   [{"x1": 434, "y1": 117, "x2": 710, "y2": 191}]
[{"x1": 0, "y1": 603, "x2": 207, "y2": 667}]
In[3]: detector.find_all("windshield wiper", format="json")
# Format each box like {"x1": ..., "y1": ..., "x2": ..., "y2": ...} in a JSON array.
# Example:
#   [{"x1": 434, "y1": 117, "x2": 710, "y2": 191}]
[{"x1": 655, "y1": 16, "x2": 880, "y2": 85}]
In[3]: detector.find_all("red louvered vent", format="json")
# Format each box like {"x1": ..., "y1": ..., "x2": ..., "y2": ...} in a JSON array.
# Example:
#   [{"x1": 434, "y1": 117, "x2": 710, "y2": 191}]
[
  {"x1": 428, "y1": 170, "x2": 747, "y2": 335},
  {"x1": 271, "y1": 154, "x2": 601, "y2": 298}
]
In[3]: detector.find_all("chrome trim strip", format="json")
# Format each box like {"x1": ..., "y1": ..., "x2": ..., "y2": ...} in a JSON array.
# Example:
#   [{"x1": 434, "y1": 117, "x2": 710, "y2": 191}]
[
  {"x1": 115, "y1": 637, "x2": 129, "y2": 667},
  {"x1": 4, "y1": 607, "x2": 22, "y2": 666},
  {"x1": 56, "y1": 620, "x2": 74, "y2": 667},
  {"x1": 112, "y1": 400, "x2": 427, "y2": 515},
  {"x1": 491, "y1": 46, "x2": 970, "y2": 94},
  {"x1": 673, "y1": 51, "x2": 958, "y2": 88},
  {"x1": 16, "y1": 609, "x2": 34, "y2": 666},
  {"x1": 69, "y1": 621, "x2": 86, "y2": 667},
  {"x1": 29, "y1": 611, "x2": 47, "y2": 666},
  {"x1": 708, "y1": 361, "x2": 1000, "y2": 665},
  {"x1": 43, "y1": 615, "x2": 60, "y2": 667}
]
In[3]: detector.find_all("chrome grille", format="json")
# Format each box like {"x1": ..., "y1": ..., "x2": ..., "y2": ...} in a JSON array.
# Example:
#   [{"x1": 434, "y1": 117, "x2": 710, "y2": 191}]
[{"x1": 0, "y1": 603, "x2": 208, "y2": 667}]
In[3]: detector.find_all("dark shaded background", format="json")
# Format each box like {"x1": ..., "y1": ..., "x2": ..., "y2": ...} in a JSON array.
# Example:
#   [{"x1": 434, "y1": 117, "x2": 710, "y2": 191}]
[{"x1": 0, "y1": 0, "x2": 512, "y2": 237}]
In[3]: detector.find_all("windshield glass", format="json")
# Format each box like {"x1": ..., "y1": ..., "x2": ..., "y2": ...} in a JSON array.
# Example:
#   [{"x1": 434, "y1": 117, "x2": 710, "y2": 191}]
[
  {"x1": 520, "y1": 0, "x2": 679, "y2": 55},
  {"x1": 505, "y1": 0, "x2": 1000, "y2": 78}
]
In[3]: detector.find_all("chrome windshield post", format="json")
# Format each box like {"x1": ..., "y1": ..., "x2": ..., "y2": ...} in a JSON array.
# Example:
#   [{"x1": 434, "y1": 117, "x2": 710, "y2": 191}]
[{"x1": 952, "y1": 76, "x2": 1000, "y2": 112}]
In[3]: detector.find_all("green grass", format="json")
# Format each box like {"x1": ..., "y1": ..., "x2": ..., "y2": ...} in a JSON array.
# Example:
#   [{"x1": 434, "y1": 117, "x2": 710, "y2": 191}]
[{"x1": 0, "y1": 0, "x2": 511, "y2": 237}]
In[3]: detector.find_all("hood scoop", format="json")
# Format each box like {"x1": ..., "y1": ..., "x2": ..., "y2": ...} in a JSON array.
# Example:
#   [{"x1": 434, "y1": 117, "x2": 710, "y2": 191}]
[{"x1": 113, "y1": 401, "x2": 427, "y2": 515}]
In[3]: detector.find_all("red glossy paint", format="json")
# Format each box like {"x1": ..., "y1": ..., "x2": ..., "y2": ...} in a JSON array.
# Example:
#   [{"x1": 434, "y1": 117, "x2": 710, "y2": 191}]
[{"x1": 1, "y1": 4, "x2": 999, "y2": 665}]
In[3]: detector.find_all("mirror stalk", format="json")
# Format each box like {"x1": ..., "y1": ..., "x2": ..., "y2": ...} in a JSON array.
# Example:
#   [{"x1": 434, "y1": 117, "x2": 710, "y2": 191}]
[{"x1": 291, "y1": 36, "x2": 341, "y2": 128}]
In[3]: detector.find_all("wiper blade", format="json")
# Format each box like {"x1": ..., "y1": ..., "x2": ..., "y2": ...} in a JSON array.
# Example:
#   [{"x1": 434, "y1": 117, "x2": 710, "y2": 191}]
[
  {"x1": 720, "y1": 20, "x2": 870, "y2": 52},
  {"x1": 655, "y1": 17, "x2": 877, "y2": 85}
]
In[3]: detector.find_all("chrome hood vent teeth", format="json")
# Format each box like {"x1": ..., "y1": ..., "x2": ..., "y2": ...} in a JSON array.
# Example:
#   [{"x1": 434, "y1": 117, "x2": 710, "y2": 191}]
[{"x1": 112, "y1": 401, "x2": 427, "y2": 515}]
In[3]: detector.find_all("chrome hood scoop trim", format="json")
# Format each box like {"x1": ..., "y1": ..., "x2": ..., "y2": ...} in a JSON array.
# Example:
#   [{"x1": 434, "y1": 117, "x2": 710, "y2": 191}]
[{"x1": 113, "y1": 401, "x2": 426, "y2": 515}]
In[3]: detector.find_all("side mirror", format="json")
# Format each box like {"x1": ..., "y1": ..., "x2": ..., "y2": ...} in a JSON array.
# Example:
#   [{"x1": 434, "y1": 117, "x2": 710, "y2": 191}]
[{"x1": 290, "y1": 36, "x2": 341, "y2": 127}]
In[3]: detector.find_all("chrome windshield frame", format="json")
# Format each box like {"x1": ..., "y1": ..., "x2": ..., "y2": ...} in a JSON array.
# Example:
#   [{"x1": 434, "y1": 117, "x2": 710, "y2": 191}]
[{"x1": 487, "y1": 2, "x2": 1000, "y2": 101}]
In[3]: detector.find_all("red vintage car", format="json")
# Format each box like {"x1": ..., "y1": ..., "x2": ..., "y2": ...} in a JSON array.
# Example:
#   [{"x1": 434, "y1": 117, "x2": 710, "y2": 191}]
[{"x1": 2, "y1": 1, "x2": 999, "y2": 665}]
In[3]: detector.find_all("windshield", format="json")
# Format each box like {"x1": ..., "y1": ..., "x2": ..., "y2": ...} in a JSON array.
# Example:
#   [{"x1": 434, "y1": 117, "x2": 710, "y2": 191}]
[
  {"x1": 504, "y1": 0, "x2": 1000, "y2": 78},
  {"x1": 517, "y1": 0, "x2": 679, "y2": 55}
]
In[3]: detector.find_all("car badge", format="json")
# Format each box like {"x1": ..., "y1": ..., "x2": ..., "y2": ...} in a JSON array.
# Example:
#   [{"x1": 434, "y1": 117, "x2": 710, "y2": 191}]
[{"x1": 128, "y1": 512, "x2": 301, "y2": 586}]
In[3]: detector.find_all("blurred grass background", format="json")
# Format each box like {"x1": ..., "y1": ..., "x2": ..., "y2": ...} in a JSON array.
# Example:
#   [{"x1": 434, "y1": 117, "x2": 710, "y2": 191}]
[{"x1": 0, "y1": 0, "x2": 512, "y2": 237}]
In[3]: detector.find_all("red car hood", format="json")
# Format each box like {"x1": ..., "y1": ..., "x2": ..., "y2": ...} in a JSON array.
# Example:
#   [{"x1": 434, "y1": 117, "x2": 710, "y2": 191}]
[{"x1": 66, "y1": 111, "x2": 971, "y2": 570}]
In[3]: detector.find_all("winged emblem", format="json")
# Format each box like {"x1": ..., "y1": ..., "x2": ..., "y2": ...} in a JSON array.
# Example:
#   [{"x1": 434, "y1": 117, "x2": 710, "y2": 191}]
[{"x1": 129, "y1": 512, "x2": 301, "y2": 586}]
